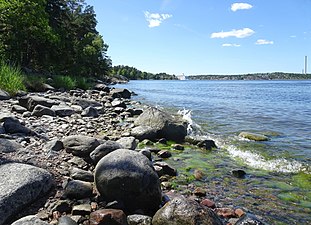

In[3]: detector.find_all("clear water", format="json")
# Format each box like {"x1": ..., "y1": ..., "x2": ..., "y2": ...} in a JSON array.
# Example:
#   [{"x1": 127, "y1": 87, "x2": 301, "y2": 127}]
[{"x1": 116, "y1": 80, "x2": 311, "y2": 224}]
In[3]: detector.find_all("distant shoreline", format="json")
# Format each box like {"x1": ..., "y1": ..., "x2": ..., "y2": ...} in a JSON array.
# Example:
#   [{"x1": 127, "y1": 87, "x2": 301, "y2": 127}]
[{"x1": 185, "y1": 72, "x2": 310, "y2": 81}]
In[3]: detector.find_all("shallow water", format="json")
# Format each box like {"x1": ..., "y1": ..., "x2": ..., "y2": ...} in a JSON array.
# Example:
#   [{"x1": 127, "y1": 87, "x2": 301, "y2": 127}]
[{"x1": 116, "y1": 80, "x2": 311, "y2": 224}]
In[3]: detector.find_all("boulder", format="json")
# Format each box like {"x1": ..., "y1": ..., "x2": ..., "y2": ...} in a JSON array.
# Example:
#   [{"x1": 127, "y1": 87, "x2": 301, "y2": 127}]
[
  {"x1": 51, "y1": 105, "x2": 75, "y2": 117},
  {"x1": 90, "y1": 140, "x2": 123, "y2": 164},
  {"x1": 111, "y1": 99, "x2": 127, "y2": 108},
  {"x1": 11, "y1": 215, "x2": 50, "y2": 225},
  {"x1": 152, "y1": 195, "x2": 223, "y2": 225},
  {"x1": 31, "y1": 104, "x2": 56, "y2": 117},
  {"x1": 131, "y1": 126, "x2": 157, "y2": 141},
  {"x1": 0, "y1": 163, "x2": 53, "y2": 225},
  {"x1": 71, "y1": 98, "x2": 102, "y2": 109},
  {"x1": 58, "y1": 216, "x2": 78, "y2": 225},
  {"x1": 0, "y1": 89, "x2": 10, "y2": 100},
  {"x1": 90, "y1": 209, "x2": 128, "y2": 225},
  {"x1": 19, "y1": 95, "x2": 59, "y2": 111},
  {"x1": 94, "y1": 149, "x2": 162, "y2": 214},
  {"x1": 134, "y1": 107, "x2": 187, "y2": 143},
  {"x1": 110, "y1": 88, "x2": 131, "y2": 99},
  {"x1": 63, "y1": 135, "x2": 100, "y2": 157},
  {"x1": 238, "y1": 132, "x2": 269, "y2": 141},
  {"x1": 3, "y1": 117, "x2": 33, "y2": 135},
  {"x1": 0, "y1": 138, "x2": 22, "y2": 153},
  {"x1": 117, "y1": 137, "x2": 138, "y2": 150}
]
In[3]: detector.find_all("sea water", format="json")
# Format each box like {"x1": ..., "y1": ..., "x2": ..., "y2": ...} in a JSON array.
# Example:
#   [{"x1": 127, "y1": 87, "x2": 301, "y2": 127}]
[{"x1": 116, "y1": 80, "x2": 311, "y2": 224}]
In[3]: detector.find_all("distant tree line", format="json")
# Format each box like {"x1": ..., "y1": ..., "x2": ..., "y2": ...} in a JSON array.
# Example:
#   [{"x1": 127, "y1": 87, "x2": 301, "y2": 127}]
[
  {"x1": 111, "y1": 65, "x2": 177, "y2": 80},
  {"x1": 187, "y1": 72, "x2": 310, "y2": 80},
  {"x1": 0, "y1": 0, "x2": 111, "y2": 78}
]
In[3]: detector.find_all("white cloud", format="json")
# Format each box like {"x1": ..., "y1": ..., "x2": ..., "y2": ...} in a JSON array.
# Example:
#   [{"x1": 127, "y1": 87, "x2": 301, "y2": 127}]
[
  {"x1": 222, "y1": 43, "x2": 241, "y2": 47},
  {"x1": 211, "y1": 28, "x2": 255, "y2": 38},
  {"x1": 144, "y1": 11, "x2": 172, "y2": 28},
  {"x1": 255, "y1": 39, "x2": 274, "y2": 45},
  {"x1": 290, "y1": 35, "x2": 297, "y2": 38},
  {"x1": 231, "y1": 3, "x2": 253, "y2": 12}
]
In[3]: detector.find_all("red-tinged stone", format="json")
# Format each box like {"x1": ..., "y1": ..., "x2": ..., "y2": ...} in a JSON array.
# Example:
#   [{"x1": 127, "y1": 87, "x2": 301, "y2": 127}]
[
  {"x1": 235, "y1": 208, "x2": 245, "y2": 217},
  {"x1": 89, "y1": 209, "x2": 127, "y2": 225},
  {"x1": 200, "y1": 199, "x2": 216, "y2": 209},
  {"x1": 214, "y1": 208, "x2": 236, "y2": 218}
]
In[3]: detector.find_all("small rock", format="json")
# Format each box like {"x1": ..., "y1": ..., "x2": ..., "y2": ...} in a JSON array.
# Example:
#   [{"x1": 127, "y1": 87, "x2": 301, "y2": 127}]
[
  {"x1": 51, "y1": 105, "x2": 75, "y2": 117},
  {"x1": 58, "y1": 216, "x2": 78, "y2": 225},
  {"x1": 63, "y1": 180, "x2": 93, "y2": 199},
  {"x1": 31, "y1": 104, "x2": 56, "y2": 117},
  {"x1": 235, "y1": 208, "x2": 245, "y2": 218},
  {"x1": 90, "y1": 209, "x2": 128, "y2": 225},
  {"x1": 153, "y1": 161, "x2": 177, "y2": 176},
  {"x1": 90, "y1": 140, "x2": 123, "y2": 164},
  {"x1": 51, "y1": 200, "x2": 72, "y2": 213},
  {"x1": 0, "y1": 89, "x2": 10, "y2": 100},
  {"x1": 72, "y1": 204, "x2": 92, "y2": 216},
  {"x1": 235, "y1": 213, "x2": 267, "y2": 225},
  {"x1": 157, "y1": 150, "x2": 172, "y2": 158},
  {"x1": 127, "y1": 214, "x2": 152, "y2": 225},
  {"x1": 12, "y1": 105, "x2": 27, "y2": 113},
  {"x1": 214, "y1": 208, "x2": 236, "y2": 218},
  {"x1": 63, "y1": 135, "x2": 100, "y2": 157},
  {"x1": 193, "y1": 187, "x2": 206, "y2": 197},
  {"x1": 139, "y1": 149, "x2": 152, "y2": 161},
  {"x1": 194, "y1": 169, "x2": 204, "y2": 180},
  {"x1": 232, "y1": 169, "x2": 247, "y2": 179},
  {"x1": 70, "y1": 167, "x2": 94, "y2": 182},
  {"x1": 0, "y1": 138, "x2": 22, "y2": 153},
  {"x1": 44, "y1": 139, "x2": 64, "y2": 152},
  {"x1": 81, "y1": 106, "x2": 99, "y2": 117},
  {"x1": 197, "y1": 140, "x2": 217, "y2": 150},
  {"x1": 117, "y1": 136, "x2": 137, "y2": 150},
  {"x1": 200, "y1": 198, "x2": 216, "y2": 209},
  {"x1": 172, "y1": 144, "x2": 184, "y2": 150}
]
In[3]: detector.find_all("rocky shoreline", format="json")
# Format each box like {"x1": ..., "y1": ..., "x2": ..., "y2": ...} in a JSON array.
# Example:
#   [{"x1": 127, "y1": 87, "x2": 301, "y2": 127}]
[{"x1": 0, "y1": 84, "x2": 266, "y2": 225}]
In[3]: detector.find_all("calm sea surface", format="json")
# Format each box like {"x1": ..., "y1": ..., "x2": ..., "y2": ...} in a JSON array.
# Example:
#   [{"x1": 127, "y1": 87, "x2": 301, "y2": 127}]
[{"x1": 116, "y1": 80, "x2": 311, "y2": 224}]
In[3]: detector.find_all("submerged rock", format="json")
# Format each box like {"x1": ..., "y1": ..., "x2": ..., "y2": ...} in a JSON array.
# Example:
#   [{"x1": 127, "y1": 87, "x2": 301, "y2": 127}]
[{"x1": 238, "y1": 132, "x2": 269, "y2": 141}]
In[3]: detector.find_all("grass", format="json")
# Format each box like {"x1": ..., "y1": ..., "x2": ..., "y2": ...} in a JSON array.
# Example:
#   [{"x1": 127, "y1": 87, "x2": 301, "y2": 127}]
[{"x1": 0, "y1": 61, "x2": 26, "y2": 95}]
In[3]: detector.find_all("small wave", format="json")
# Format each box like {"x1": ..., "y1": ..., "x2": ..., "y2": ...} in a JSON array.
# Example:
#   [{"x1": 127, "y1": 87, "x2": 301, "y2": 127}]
[
  {"x1": 178, "y1": 109, "x2": 202, "y2": 135},
  {"x1": 226, "y1": 145, "x2": 308, "y2": 173}
]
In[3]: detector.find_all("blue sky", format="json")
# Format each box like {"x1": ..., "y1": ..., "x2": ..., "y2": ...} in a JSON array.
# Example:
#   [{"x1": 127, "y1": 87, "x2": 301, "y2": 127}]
[{"x1": 86, "y1": 0, "x2": 311, "y2": 75}]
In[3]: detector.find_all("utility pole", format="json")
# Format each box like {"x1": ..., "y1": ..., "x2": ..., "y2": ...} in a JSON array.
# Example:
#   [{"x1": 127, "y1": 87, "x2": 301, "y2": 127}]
[{"x1": 305, "y1": 56, "x2": 308, "y2": 74}]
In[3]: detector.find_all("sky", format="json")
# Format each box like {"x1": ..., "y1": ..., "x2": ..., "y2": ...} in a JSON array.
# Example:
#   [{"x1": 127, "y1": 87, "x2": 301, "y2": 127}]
[{"x1": 86, "y1": 0, "x2": 311, "y2": 75}]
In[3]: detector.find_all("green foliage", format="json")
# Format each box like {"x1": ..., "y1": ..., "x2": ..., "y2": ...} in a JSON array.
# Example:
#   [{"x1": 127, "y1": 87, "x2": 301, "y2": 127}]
[
  {"x1": 111, "y1": 65, "x2": 176, "y2": 80},
  {"x1": 75, "y1": 76, "x2": 92, "y2": 90},
  {"x1": 52, "y1": 75, "x2": 77, "y2": 90},
  {"x1": 23, "y1": 74, "x2": 47, "y2": 92},
  {"x1": 0, "y1": 0, "x2": 111, "y2": 78},
  {"x1": 0, "y1": 60, "x2": 26, "y2": 95}
]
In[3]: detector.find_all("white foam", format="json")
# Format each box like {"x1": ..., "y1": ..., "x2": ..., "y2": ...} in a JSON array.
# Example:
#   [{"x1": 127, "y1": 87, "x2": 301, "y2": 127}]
[
  {"x1": 226, "y1": 145, "x2": 308, "y2": 173},
  {"x1": 178, "y1": 109, "x2": 202, "y2": 135}
]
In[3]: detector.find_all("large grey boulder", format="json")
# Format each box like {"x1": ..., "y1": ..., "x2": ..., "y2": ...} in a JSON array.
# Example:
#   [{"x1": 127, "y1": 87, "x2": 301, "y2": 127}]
[
  {"x1": 90, "y1": 140, "x2": 123, "y2": 164},
  {"x1": 0, "y1": 163, "x2": 53, "y2": 225},
  {"x1": 0, "y1": 89, "x2": 10, "y2": 100},
  {"x1": 19, "y1": 95, "x2": 59, "y2": 111},
  {"x1": 152, "y1": 195, "x2": 223, "y2": 225},
  {"x1": 63, "y1": 135, "x2": 100, "y2": 157},
  {"x1": 134, "y1": 107, "x2": 187, "y2": 143},
  {"x1": 0, "y1": 138, "x2": 22, "y2": 153},
  {"x1": 117, "y1": 137, "x2": 138, "y2": 150},
  {"x1": 11, "y1": 215, "x2": 50, "y2": 225},
  {"x1": 94, "y1": 149, "x2": 162, "y2": 214},
  {"x1": 71, "y1": 98, "x2": 102, "y2": 109}
]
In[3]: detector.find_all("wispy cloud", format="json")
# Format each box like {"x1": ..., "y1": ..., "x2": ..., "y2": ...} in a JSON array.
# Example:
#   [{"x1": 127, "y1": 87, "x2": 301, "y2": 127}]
[
  {"x1": 231, "y1": 3, "x2": 253, "y2": 12},
  {"x1": 211, "y1": 28, "x2": 255, "y2": 38},
  {"x1": 144, "y1": 11, "x2": 172, "y2": 28},
  {"x1": 222, "y1": 43, "x2": 241, "y2": 47},
  {"x1": 255, "y1": 39, "x2": 274, "y2": 45},
  {"x1": 290, "y1": 35, "x2": 297, "y2": 38}
]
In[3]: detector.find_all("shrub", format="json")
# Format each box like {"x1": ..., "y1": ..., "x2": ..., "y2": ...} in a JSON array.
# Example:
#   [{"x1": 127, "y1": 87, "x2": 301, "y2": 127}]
[
  {"x1": 52, "y1": 75, "x2": 77, "y2": 90},
  {"x1": 0, "y1": 61, "x2": 26, "y2": 95}
]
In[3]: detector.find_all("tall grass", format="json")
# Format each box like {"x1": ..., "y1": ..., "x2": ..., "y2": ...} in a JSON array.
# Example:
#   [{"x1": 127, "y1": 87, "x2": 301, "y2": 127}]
[
  {"x1": 0, "y1": 61, "x2": 26, "y2": 95},
  {"x1": 52, "y1": 75, "x2": 77, "y2": 90}
]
